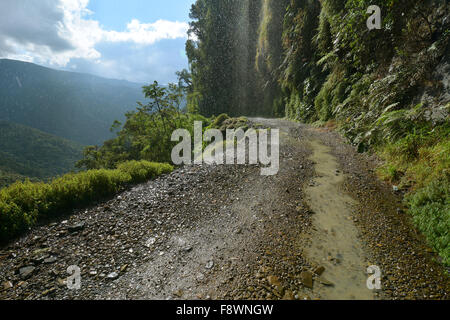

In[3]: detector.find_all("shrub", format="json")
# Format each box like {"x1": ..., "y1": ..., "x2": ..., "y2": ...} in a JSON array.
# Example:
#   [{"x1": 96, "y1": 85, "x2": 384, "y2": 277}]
[
  {"x1": 117, "y1": 160, "x2": 173, "y2": 183},
  {"x1": 211, "y1": 114, "x2": 230, "y2": 129},
  {"x1": 407, "y1": 174, "x2": 450, "y2": 266},
  {"x1": 0, "y1": 160, "x2": 173, "y2": 242}
]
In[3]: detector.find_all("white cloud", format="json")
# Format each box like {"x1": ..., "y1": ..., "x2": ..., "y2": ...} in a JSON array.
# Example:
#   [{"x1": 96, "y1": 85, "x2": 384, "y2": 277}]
[
  {"x1": 104, "y1": 19, "x2": 190, "y2": 45},
  {"x1": 0, "y1": 0, "x2": 189, "y2": 67}
]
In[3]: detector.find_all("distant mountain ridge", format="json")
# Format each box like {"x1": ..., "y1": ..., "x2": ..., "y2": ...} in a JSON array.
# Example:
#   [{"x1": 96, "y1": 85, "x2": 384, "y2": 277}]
[
  {"x1": 0, "y1": 120, "x2": 83, "y2": 187},
  {"x1": 0, "y1": 59, "x2": 144, "y2": 145}
]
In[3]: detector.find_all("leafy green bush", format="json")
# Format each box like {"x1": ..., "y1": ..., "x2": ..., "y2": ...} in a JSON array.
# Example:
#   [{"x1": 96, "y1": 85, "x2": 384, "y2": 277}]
[
  {"x1": 407, "y1": 174, "x2": 450, "y2": 266},
  {"x1": 0, "y1": 160, "x2": 173, "y2": 242},
  {"x1": 76, "y1": 81, "x2": 210, "y2": 170}
]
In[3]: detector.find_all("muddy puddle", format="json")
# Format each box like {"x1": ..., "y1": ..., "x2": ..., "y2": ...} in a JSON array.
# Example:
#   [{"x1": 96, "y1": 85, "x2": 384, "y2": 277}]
[{"x1": 303, "y1": 140, "x2": 374, "y2": 300}]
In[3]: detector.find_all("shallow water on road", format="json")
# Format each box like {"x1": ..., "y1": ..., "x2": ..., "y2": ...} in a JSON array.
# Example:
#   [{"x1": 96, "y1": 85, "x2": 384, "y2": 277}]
[{"x1": 304, "y1": 140, "x2": 374, "y2": 300}]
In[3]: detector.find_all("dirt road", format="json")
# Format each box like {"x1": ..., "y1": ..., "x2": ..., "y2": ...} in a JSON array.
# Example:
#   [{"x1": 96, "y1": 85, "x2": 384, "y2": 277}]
[{"x1": 0, "y1": 119, "x2": 448, "y2": 300}]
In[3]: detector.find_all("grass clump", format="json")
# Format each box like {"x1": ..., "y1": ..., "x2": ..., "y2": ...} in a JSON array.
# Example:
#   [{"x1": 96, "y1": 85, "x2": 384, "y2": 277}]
[
  {"x1": 0, "y1": 160, "x2": 173, "y2": 242},
  {"x1": 377, "y1": 123, "x2": 450, "y2": 266}
]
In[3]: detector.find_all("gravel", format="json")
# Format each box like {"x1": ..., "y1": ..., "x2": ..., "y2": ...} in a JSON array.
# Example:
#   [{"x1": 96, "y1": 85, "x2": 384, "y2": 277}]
[{"x1": 0, "y1": 119, "x2": 448, "y2": 300}]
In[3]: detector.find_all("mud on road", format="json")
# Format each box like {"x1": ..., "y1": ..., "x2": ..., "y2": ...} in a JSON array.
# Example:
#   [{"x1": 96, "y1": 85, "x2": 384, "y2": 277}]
[{"x1": 0, "y1": 119, "x2": 448, "y2": 300}]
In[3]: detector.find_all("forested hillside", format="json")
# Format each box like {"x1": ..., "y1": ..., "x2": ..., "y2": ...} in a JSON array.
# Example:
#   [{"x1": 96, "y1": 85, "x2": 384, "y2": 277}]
[
  {"x1": 186, "y1": 0, "x2": 449, "y2": 265},
  {"x1": 0, "y1": 121, "x2": 82, "y2": 187},
  {"x1": 0, "y1": 59, "x2": 143, "y2": 145}
]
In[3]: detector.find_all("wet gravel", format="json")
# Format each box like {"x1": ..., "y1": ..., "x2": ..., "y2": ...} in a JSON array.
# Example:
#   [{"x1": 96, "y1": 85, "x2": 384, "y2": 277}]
[
  {"x1": 311, "y1": 125, "x2": 449, "y2": 300},
  {"x1": 0, "y1": 119, "x2": 448, "y2": 300}
]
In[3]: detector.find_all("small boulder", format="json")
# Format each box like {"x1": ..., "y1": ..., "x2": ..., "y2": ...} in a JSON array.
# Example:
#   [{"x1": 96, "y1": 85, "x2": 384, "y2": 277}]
[
  {"x1": 19, "y1": 266, "x2": 36, "y2": 280},
  {"x1": 44, "y1": 256, "x2": 58, "y2": 264},
  {"x1": 300, "y1": 271, "x2": 314, "y2": 289}
]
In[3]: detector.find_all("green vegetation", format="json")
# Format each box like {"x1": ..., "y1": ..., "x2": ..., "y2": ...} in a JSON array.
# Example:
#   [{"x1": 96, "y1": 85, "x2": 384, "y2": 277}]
[
  {"x1": 76, "y1": 81, "x2": 210, "y2": 170},
  {"x1": 377, "y1": 123, "x2": 449, "y2": 265},
  {"x1": 407, "y1": 175, "x2": 449, "y2": 266},
  {"x1": 0, "y1": 121, "x2": 83, "y2": 188},
  {"x1": 0, "y1": 160, "x2": 173, "y2": 242},
  {"x1": 209, "y1": 115, "x2": 250, "y2": 133},
  {"x1": 186, "y1": 0, "x2": 449, "y2": 265}
]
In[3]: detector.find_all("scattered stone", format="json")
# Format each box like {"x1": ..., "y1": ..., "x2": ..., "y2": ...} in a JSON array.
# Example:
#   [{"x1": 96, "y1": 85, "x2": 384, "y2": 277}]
[
  {"x1": 56, "y1": 278, "x2": 67, "y2": 287},
  {"x1": 317, "y1": 276, "x2": 334, "y2": 287},
  {"x1": 205, "y1": 260, "x2": 214, "y2": 269},
  {"x1": 173, "y1": 289, "x2": 184, "y2": 298},
  {"x1": 282, "y1": 290, "x2": 295, "y2": 300},
  {"x1": 300, "y1": 271, "x2": 313, "y2": 289},
  {"x1": 120, "y1": 264, "x2": 128, "y2": 273},
  {"x1": 182, "y1": 246, "x2": 193, "y2": 253},
  {"x1": 19, "y1": 266, "x2": 36, "y2": 280},
  {"x1": 68, "y1": 222, "x2": 86, "y2": 233},
  {"x1": 44, "y1": 256, "x2": 58, "y2": 264},
  {"x1": 3, "y1": 281, "x2": 13, "y2": 290},
  {"x1": 314, "y1": 266, "x2": 325, "y2": 276},
  {"x1": 145, "y1": 237, "x2": 156, "y2": 248},
  {"x1": 267, "y1": 275, "x2": 281, "y2": 287},
  {"x1": 107, "y1": 272, "x2": 119, "y2": 280},
  {"x1": 42, "y1": 287, "x2": 56, "y2": 296},
  {"x1": 33, "y1": 248, "x2": 51, "y2": 256},
  {"x1": 274, "y1": 285, "x2": 285, "y2": 296},
  {"x1": 32, "y1": 255, "x2": 49, "y2": 264},
  {"x1": 196, "y1": 273, "x2": 205, "y2": 281}
]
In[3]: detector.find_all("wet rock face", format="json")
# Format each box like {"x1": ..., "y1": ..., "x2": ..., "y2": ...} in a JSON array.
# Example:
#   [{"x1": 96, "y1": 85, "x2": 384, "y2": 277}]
[{"x1": 420, "y1": 58, "x2": 450, "y2": 124}]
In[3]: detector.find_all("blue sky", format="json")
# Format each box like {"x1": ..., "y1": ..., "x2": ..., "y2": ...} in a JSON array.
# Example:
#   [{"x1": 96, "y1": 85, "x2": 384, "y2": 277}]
[
  {"x1": 88, "y1": 0, "x2": 193, "y2": 30},
  {"x1": 0, "y1": 0, "x2": 196, "y2": 84}
]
